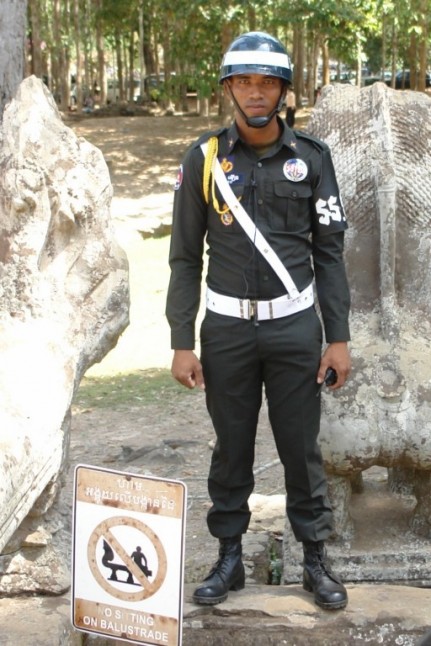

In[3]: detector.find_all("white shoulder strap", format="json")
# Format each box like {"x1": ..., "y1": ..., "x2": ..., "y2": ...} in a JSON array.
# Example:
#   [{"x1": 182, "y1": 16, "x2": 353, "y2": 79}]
[{"x1": 201, "y1": 142, "x2": 300, "y2": 299}]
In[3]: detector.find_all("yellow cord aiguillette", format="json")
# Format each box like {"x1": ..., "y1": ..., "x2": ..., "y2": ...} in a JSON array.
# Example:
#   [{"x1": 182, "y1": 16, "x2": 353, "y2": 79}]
[{"x1": 202, "y1": 136, "x2": 230, "y2": 217}]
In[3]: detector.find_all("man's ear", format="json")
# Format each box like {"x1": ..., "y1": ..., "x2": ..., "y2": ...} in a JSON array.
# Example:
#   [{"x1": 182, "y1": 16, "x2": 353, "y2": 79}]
[{"x1": 223, "y1": 80, "x2": 232, "y2": 101}]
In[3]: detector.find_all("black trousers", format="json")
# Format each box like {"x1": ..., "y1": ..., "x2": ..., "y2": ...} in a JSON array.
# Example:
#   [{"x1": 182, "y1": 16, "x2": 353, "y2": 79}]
[
  {"x1": 286, "y1": 107, "x2": 296, "y2": 128},
  {"x1": 200, "y1": 305, "x2": 333, "y2": 543}
]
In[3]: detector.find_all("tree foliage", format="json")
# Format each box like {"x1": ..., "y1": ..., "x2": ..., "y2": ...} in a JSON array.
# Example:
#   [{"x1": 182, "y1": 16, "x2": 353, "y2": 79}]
[{"x1": 18, "y1": 0, "x2": 431, "y2": 113}]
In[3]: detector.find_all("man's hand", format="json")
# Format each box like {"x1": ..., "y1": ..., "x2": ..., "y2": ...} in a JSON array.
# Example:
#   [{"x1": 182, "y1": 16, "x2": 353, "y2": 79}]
[
  {"x1": 317, "y1": 342, "x2": 351, "y2": 390},
  {"x1": 171, "y1": 350, "x2": 205, "y2": 390}
]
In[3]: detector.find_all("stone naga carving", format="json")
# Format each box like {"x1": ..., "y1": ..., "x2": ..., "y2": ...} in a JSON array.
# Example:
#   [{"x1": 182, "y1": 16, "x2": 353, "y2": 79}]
[
  {"x1": 307, "y1": 82, "x2": 431, "y2": 540},
  {"x1": 0, "y1": 77, "x2": 129, "y2": 592}
]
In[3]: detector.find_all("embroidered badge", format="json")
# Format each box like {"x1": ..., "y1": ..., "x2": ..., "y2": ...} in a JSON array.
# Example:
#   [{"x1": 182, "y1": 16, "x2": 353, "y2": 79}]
[
  {"x1": 226, "y1": 173, "x2": 241, "y2": 185},
  {"x1": 220, "y1": 157, "x2": 234, "y2": 173},
  {"x1": 283, "y1": 158, "x2": 308, "y2": 182},
  {"x1": 174, "y1": 164, "x2": 183, "y2": 190},
  {"x1": 221, "y1": 211, "x2": 234, "y2": 226}
]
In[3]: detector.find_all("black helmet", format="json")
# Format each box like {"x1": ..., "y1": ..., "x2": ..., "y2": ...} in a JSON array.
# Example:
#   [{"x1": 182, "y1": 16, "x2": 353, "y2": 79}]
[{"x1": 219, "y1": 31, "x2": 292, "y2": 85}]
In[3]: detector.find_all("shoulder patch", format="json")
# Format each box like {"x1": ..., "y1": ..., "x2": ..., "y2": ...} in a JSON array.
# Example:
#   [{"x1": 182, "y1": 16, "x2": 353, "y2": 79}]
[
  {"x1": 192, "y1": 127, "x2": 228, "y2": 150},
  {"x1": 174, "y1": 163, "x2": 183, "y2": 190}
]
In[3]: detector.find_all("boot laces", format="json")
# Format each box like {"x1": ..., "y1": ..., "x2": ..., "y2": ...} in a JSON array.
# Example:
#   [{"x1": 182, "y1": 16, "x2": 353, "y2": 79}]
[
  {"x1": 204, "y1": 542, "x2": 241, "y2": 582},
  {"x1": 306, "y1": 547, "x2": 334, "y2": 580},
  {"x1": 205, "y1": 555, "x2": 233, "y2": 583}
]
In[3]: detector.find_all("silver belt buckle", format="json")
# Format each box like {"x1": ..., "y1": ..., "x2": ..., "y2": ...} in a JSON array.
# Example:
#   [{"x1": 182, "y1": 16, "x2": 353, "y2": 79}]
[{"x1": 249, "y1": 300, "x2": 257, "y2": 320}]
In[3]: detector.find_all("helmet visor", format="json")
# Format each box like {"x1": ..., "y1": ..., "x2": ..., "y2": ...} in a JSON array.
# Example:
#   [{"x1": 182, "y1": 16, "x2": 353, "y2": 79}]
[
  {"x1": 220, "y1": 50, "x2": 292, "y2": 84},
  {"x1": 223, "y1": 50, "x2": 290, "y2": 68}
]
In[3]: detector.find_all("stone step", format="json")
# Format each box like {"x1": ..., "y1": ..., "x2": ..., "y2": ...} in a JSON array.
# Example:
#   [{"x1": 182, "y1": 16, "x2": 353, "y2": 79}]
[{"x1": 1, "y1": 583, "x2": 430, "y2": 645}]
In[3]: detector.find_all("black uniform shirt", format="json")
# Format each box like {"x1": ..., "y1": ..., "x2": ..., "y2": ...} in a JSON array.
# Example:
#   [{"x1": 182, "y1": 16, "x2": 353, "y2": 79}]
[{"x1": 166, "y1": 117, "x2": 350, "y2": 350}]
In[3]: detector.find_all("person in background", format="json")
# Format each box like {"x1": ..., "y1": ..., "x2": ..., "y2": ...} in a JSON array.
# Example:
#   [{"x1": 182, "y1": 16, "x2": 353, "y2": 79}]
[
  {"x1": 285, "y1": 86, "x2": 296, "y2": 127},
  {"x1": 166, "y1": 31, "x2": 351, "y2": 611}
]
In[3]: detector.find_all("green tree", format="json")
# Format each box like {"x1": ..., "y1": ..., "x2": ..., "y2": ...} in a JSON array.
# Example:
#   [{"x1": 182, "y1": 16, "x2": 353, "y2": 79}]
[{"x1": 23, "y1": 0, "x2": 431, "y2": 114}]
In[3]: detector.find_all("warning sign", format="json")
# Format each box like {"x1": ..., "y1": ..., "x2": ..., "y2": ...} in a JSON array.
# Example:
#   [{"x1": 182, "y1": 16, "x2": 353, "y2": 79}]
[{"x1": 71, "y1": 464, "x2": 187, "y2": 645}]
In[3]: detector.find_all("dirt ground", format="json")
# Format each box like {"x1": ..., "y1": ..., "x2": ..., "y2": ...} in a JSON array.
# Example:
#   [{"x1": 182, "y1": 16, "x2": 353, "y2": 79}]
[{"x1": 61, "y1": 106, "x2": 313, "y2": 583}]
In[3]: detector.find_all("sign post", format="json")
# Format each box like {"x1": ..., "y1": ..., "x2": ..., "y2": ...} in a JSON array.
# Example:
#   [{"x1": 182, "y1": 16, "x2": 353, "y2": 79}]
[{"x1": 71, "y1": 464, "x2": 187, "y2": 645}]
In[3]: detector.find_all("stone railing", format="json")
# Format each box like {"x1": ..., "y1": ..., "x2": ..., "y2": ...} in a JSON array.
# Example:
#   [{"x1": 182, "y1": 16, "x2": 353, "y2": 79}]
[
  {"x1": 0, "y1": 77, "x2": 129, "y2": 594},
  {"x1": 283, "y1": 83, "x2": 431, "y2": 584}
]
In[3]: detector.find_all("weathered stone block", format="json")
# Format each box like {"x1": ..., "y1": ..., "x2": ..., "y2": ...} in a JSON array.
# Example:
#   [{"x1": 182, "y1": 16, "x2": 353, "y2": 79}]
[{"x1": 0, "y1": 76, "x2": 129, "y2": 593}]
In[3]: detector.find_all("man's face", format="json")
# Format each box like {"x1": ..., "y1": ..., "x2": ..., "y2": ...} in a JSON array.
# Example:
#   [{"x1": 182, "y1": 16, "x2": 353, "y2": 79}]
[{"x1": 226, "y1": 73, "x2": 284, "y2": 120}]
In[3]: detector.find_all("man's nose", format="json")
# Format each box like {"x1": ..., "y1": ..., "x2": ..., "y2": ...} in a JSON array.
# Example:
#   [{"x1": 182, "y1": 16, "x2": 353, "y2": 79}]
[{"x1": 248, "y1": 83, "x2": 263, "y2": 97}]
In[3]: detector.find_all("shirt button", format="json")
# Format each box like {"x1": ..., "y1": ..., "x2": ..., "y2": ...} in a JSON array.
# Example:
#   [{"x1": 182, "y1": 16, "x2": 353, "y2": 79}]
[
  {"x1": 292, "y1": 190, "x2": 298, "y2": 198},
  {"x1": 263, "y1": 275, "x2": 269, "y2": 281},
  {"x1": 257, "y1": 199, "x2": 263, "y2": 205},
  {"x1": 257, "y1": 162, "x2": 263, "y2": 168}
]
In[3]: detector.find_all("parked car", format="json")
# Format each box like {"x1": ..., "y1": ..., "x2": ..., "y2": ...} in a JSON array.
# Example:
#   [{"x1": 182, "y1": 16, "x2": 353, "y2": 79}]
[
  {"x1": 329, "y1": 71, "x2": 354, "y2": 84},
  {"x1": 393, "y1": 71, "x2": 431, "y2": 89},
  {"x1": 107, "y1": 79, "x2": 141, "y2": 103},
  {"x1": 143, "y1": 72, "x2": 197, "y2": 101},
  {"x1": 364, "y1": 71, "x2": 392, "y2": 86}
]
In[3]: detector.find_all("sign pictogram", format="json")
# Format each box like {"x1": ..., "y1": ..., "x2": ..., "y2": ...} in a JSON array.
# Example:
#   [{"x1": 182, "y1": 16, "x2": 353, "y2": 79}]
[
  {"x1": 71, "y1": 464, "x2": 187, "y2": 645},
  {"x1": 87, "y1": 516, "x2": 167, "y2": 601}
]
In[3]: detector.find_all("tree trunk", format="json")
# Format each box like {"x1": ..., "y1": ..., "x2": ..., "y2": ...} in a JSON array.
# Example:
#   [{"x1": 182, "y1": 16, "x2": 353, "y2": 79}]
[
  {"x1": 321, "y1": 39, "x2": 330, "y2": 88},
  {"x1": 306, "y1": 31, "x2": 319, "y2": 106},
  {"x1": 390, "y1": 17, "x2": 397, "y2": 88},
  {"x1": 0, "y1": 0, "x2": 28, "y2": 118},
  {"x1": 82, "y1": 0, "x2": 93, "y2": 100},
  {"x1": 293, "y1": 24, "x2": 305, "y2": 108},
  {"x1": 138, "y1": 2, "x2": 145, "y2": 101},
  {"x1": 247, "y1": 5, "x2": 256, "y2": 31},
  {"x1": 311, "y1": 36, "x2": 320, "y2": 105},
  {"x1": 417, "y1": 2, "x2": 428, "y2": 92},
  {"x1": 51, "y1": 0, "x2": 70, "y2": 110},
  {"x1": 356, "y1": 34, "x2": 362, "y2": 87},
  {"x1": 143, "y1": 8, "x2": 156, "y2": 76},
  {"x1": 418, "y1": 37, "x2": 427, "y2": 92},
  {"x1": 60, "y1": 0, "x2": 71, "y2": 111},
  {"x1": 28, "y1": 0, "x2": 43, "y2": 78},
  {"x1": 73, "y1": 0, "x2": 83, "y2": 110},
  {"x1": 219, "y1": 21, "x2": 235, "y2": 121},
  {"x1": 94, "y1": 0, "x2": 106, "y2": 105},
  {"x1": 161, "y1": 14, "x2": 173, "y2": 110},
  {"x1": 381, "y1": 12, "x2": 387, "y2": 80},
  {"x1": 115, "y1": 29, "x2": 124, "y2": 102},
  {"x1": 409, "y1": 30, "x2": 417, "y2": 89},
  {"x1": 128, "y1": 25, "x2": 135, "y2": 104}
]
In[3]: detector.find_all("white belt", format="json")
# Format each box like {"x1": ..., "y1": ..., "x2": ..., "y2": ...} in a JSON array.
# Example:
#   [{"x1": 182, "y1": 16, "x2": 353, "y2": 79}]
[{"x1": 206, "y1": 284, "x2": 314, "y2": 321}]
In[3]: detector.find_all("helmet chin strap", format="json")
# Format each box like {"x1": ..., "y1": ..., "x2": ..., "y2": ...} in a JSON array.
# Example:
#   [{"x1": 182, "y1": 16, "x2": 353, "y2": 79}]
[{"x1": 227, "y1": 83, "x2": 287, "y2": 129}]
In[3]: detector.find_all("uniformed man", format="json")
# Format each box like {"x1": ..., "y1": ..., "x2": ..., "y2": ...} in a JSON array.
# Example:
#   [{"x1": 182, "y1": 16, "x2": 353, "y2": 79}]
[{"x1": 166, "y1": 31, "x2": 351, "y2": 610}]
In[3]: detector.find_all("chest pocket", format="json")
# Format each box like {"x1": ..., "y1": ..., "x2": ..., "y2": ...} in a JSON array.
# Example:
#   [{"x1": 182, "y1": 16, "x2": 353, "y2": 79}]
[{"x1": 271, "y1": 181, "x2": 313, "y2": 232}]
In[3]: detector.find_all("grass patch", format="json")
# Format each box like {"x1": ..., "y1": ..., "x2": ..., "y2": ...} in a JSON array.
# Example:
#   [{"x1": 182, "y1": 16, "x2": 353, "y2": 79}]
[{"x1": 73, "y1": 368, "x2": 195, "y2": 410}]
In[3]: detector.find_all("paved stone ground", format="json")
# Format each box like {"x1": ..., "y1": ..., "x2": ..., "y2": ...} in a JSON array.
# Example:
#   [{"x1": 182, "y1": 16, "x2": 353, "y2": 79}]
[{"x1": 1, "y1": 582, "x2": 431, "y2": 645}]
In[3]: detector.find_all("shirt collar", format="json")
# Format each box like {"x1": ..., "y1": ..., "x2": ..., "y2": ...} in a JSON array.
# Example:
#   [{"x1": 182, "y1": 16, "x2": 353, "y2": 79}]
[
  {"x1": 223, "y1": 117, "x2": 299, "y2": 155},
  {"x1": 278, "y1": 118, "x2": 300, "y2": 153},
  {"x1": 224, "y1": 123, "x2": 240, "y2": 154}
]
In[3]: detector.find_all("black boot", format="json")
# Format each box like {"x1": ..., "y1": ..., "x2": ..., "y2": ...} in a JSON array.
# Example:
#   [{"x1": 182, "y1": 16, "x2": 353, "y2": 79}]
[
  {"x1": 302, "y1": 541, "x2": 348, "y2": 610},
  {"x1": 192, "y1": 536, "x2": 245, "y2": 605}
]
